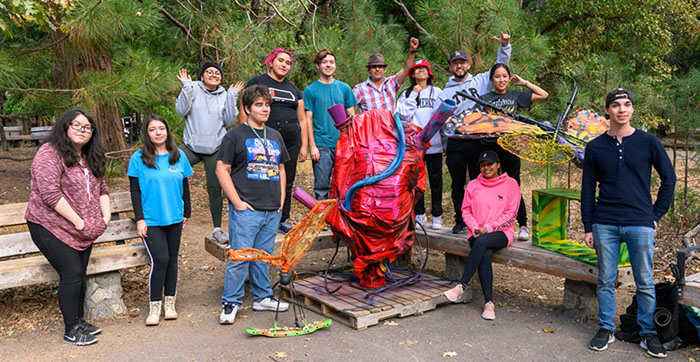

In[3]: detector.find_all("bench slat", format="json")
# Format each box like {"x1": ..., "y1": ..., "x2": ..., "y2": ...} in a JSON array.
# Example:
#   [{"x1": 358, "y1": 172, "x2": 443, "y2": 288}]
[
  {"x1": 0, "y1": 242, "x2": 148, "y2": 290},
  {"x1": 0, "y1": 192, "x2": 133, "y2": 228},
  {"x1": 0, "y1": 219, "x2": 139, "y2": 258},
  {"x1": 416, "y1": 228, "x2": 632, "y2": 285}
]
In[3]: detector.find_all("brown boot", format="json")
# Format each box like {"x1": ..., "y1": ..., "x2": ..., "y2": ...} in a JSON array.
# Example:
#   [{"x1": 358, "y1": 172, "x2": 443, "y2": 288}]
[{"x1": 163, "y1": 296, "x2": 178, "y2": 320}]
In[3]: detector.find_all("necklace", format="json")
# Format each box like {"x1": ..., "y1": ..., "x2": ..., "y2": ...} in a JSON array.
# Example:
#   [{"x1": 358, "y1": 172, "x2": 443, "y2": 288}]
[{"x1": 246, "y1": 119, "x2": 270, "y2": 160}]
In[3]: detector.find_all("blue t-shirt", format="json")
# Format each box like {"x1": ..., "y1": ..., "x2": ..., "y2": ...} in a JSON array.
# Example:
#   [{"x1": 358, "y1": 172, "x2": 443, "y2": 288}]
[
  {"x1": 127, "y1": 149, "x2": 194, "y2": 226},
  {"x1": 303, "y1": 80, "x2": 357, "y2": 148}
]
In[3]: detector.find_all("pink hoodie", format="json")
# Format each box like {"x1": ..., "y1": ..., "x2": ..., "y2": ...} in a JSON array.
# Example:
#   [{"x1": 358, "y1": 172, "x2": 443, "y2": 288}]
[{"x1": 461, "y1": 172, "x2": 521, "y2": 245}]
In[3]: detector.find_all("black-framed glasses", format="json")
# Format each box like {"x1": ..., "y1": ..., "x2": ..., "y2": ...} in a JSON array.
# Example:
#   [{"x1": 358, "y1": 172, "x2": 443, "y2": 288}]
[{"x1": 70, "y1": 122, "x2": 93, "y2": 133}]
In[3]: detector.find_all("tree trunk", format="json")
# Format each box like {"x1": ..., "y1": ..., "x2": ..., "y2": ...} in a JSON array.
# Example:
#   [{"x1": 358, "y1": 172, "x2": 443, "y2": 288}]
[
  {"x1": 0, "y1": 92, "x2": 7, "y2": 152},
  {"x1": 54, "y1": 30, "x2": 127, "y2": 153},
  {"x1": 94, "y1": 101, "x2": 126, "y2": 152}
]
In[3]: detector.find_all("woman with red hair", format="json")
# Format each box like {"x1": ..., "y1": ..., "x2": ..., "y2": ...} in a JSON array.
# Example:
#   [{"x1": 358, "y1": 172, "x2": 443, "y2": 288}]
[{"x1": 240, "y1": 48, "x2": 308, "y2": 231}]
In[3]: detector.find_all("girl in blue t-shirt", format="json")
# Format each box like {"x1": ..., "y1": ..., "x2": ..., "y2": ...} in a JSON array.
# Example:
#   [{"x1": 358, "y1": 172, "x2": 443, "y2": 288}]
[{"x1": 127, "y1": 115, "x2": 193, "y2": 326}]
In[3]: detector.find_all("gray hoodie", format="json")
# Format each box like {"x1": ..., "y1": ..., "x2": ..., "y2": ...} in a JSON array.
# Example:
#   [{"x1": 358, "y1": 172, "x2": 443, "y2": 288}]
[
  {"x1": 432, "y1": 43, "x2": 512, "y2": 119},
  {"x1": 175, "y1": 81, "x2": 239, "y2": 154}
]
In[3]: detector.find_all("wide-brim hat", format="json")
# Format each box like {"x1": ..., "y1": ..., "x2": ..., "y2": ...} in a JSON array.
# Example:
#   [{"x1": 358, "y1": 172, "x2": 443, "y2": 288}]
[
  {"x1": 408, "y1": 59, "x2": 434, "y2": 79},
  {"x1": 366, "y1": 54, "x2": 387, "y2": 67}
]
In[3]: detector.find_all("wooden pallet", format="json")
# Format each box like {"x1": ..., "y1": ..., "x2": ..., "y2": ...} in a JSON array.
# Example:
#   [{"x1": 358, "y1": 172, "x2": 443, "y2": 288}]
[{"x1": 280, "y1": 269, "x2": 472, "y2": 330}]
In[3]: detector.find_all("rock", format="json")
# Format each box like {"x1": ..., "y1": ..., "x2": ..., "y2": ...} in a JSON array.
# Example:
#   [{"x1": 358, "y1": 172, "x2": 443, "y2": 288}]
[
  {"x1": 84, "y1": 271, "x2": 128, "y2": 319},
  {"x1": 562, "y1": 279, "x2": 597, "y2": 324}
]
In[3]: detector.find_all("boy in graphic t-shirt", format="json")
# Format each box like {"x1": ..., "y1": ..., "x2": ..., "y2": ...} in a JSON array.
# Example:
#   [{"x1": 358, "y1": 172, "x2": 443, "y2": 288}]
[{"x1": 215, "y1": 85, "x2": 291, "y2": 325}]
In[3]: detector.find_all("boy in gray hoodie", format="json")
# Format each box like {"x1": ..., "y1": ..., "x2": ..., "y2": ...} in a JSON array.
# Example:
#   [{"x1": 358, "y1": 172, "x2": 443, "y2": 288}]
[
  {"x1": 175, "y1": 62, "x2": 244, "y2": 243},
  {"x1": 430, "y1": 33, "x2": 511, "y2": 233}
]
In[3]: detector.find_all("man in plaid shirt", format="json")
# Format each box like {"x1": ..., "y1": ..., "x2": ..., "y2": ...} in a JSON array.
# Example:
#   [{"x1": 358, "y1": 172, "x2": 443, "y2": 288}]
[{"x1": 353, "y1": 37, "x2": 419, "y2": 113}]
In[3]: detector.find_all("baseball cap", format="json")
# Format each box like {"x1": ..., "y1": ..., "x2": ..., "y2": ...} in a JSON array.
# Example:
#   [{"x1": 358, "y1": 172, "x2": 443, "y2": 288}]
[
  {"x1": 478, "y1": 150, "x2": 500, "y2": 165},
  {"x1": 448, "y1": 50, "x2": 469, "y2": 64},
  {"x1": 605, "y1": 88, "x2": 634, "y2": 108}
]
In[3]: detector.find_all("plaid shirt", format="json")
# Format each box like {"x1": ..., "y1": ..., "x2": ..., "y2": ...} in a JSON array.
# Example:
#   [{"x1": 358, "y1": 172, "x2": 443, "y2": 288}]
[{"x1": 352, "y1": 73, "x2": 401, "y2": 113}]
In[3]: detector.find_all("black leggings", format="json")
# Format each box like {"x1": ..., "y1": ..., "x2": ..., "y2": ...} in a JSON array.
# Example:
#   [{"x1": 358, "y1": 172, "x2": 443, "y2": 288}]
[
  {"x1": 459, "y1": 231, "x2": 508, "y2": 303},
  {"x1": 27, "y1": 221, "x2": 92, "y2": 334},
  {"x1": 415, "y1": 152, "x2": 443, "y2": 217},
  {"x1": 274, "y1": 122, "x2": 302, "y2": 222},
  {"x1": 143, "y1": 223, "x2": 182, "y2": 301}
]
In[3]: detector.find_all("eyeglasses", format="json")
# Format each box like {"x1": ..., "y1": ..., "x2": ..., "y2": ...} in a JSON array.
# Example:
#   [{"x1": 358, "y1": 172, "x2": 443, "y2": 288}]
[
  {"x1": 204, "y1": 70, "x2": 221, "y2": 76},
  {"x1": 70, "y1": 122, "x2": 93, "y2": 133}
]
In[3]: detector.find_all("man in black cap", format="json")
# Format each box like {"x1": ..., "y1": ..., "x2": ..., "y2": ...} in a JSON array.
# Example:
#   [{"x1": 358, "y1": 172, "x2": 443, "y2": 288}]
[
  {"x1": 431, "y1": 32, "x2": 512, "y2": 234},
  {"x1": 581, "y1": 88, "x2": 675, "y2": 358},
  {"x1": 352, "y1": 37, "x2": 419, "y2": 113}
]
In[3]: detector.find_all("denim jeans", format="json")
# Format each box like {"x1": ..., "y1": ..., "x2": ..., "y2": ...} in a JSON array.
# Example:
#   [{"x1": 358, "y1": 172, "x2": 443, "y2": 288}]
[
  {"x1": 593, "y1": 224, "x2": 656, "y2": 335},
  {"x1": 221, "y1": 205, "x2": 281, "y2": 305},
  {"x1": 312, "y1": 147, "x2": 335, "y2": 200}
]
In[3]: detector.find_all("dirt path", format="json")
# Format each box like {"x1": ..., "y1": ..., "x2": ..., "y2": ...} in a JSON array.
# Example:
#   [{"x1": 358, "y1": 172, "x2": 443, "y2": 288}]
[{"x1": 1, "y1": 150, "x2": 699, "y2": 361}]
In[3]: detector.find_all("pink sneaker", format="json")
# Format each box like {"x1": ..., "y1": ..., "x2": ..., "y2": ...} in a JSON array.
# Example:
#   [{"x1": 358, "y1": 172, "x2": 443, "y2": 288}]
[
  {"x1": 481, "y1": 301, "x2": 495, "y2": 320},
  {"x1": 444, "y1": 284, "x2": 464, "y2": 302}
]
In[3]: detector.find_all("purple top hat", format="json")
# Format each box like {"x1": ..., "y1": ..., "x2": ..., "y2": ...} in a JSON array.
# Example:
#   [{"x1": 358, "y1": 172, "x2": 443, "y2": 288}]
[{"x1": 327, "y1": 104, "x2": 352, "y2": 129}]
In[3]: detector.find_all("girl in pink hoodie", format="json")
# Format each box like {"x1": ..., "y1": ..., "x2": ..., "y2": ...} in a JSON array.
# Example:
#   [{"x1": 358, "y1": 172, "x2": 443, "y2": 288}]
[{"x1": 443, "y1": 150, "x2": 520, "y2": 320}]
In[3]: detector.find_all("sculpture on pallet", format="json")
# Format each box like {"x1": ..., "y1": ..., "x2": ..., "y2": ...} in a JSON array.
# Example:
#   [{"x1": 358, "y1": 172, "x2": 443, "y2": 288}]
[{"x1": 293, "y1": 101, "x2": 457, "y2": 288}]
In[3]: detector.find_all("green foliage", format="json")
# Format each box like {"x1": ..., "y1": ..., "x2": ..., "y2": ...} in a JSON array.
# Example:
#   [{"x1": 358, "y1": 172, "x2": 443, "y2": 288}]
[
  {"x1": 667, "y1": 187, "x2": 700, "y2": 231},
  {"x1": 1, "y1": 0, "x2": 699, "y2": 151}
]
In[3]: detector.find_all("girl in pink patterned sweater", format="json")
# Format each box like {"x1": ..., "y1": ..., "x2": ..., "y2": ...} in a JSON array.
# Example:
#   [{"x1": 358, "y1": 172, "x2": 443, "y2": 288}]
[
  {"x1": 443, "y1": 150, "x2": 520, "y2": 320},
  {"x1": 25, "y1": 109, "x2": 110, "y2": 346}
]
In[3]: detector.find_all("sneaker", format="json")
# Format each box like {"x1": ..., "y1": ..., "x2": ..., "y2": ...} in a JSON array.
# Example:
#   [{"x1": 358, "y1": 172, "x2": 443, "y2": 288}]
[
  {"x1": 640, "y1": 334, "x2": 667, "y2": 358},
  {"x1": 444, "y1": 284, "x2": 464, "y2": 302},
  {"x1": 219, "y1": 303, "x2": 238, "y2": 325},
  {"x1": 415, "y1": 214, "x2": 426, "y2": 225},
  {"x1": 518, "y1": 226, "x2": 530, "y2": 241},
  {"x1": 279, "y1": 221, "x2": 292, "y2": 234},
  {"x1": 64, "y1": 324, "x2": 98, "y2": 346},
  {"x1": 253, "y1": 297, "x2": 289, "y2": 312},
  {"x1": 431, "y1": 216, "x2": 442, "y2": 230},
  {"x1": 78, "y1": 319, "x2": 101, "y2": 335},
  {"x1": 212, "y1": 227, "x2": 228, "y2": 243},
  {"x1": 452, "y1": 222, "x2": 466, "y2": 234},
  {"x1": 589, "y1": 328, "x2": 615, "y2": 351},
  {"x1": 481, "y1": 301, "x2": 496, "y2": 320}
]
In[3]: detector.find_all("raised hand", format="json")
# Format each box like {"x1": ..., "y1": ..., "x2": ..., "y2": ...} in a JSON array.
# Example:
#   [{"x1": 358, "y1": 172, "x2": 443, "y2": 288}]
[
  {"x1": 177, "y1": 69, "x2": 192, "y2": 84},
  {"x1": 492, "y1": 32, "x2": 511, "y2": 44},
  {"x1": 510, "y1": 74, "x2": 526, "y2": 86},
  {"x1": 409, "y1": 37, "x2": 419, "y2": 51},
  {"x1": 232, "y1": 81, "x2": 245, "y2": 91}
]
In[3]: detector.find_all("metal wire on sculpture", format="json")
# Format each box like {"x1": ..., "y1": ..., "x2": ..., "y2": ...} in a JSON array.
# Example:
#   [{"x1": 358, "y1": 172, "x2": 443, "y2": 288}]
[
  {"x1": 225, "y1": 199, "x2": 337, "y2": 337},
  {"x1": 447, "y1": 88, "x2": 610, "y2": 166}
]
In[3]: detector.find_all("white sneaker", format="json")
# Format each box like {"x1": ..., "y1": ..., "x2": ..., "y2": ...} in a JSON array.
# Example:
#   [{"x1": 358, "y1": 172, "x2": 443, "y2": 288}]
[
  {"x1": 431, "y1": 216, "x2": 442, "y2": 230},
  {"x1": 518, "y1": 226, "x2": 530, "y2": 241},
  {"x1": 212, "y1": 227, "x2": 228, "y2": 243},
  {"x1": 253, "y1": 297, "x2": 289, "y2": 312},
  {"x1": 415, "y1": 214, "x2": 426, "y2": 225},
  {"x1": 219, "y1": 303, "x2": 238, "y2": 324}
]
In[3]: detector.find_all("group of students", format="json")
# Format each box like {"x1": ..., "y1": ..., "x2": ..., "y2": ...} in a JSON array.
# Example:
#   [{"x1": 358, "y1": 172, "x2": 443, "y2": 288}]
[{"x1": 24, "y1": 32, "x2": 677, "y2": 358}]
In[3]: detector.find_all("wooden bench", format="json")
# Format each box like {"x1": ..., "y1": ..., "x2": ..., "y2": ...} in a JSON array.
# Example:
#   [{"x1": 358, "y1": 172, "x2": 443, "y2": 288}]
[
  {"x1": 0, "y1": 192, "x2": 149, "y2": 318},
  {"x1": 2, "y1": 125, "x2": 51, "y2": 143},
  {"x1": 414, "y1": 227, "x2": 633, "y2": 319},
  {"x1": 677, "y1": 245, "x2": 700, "y2": 307}
]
